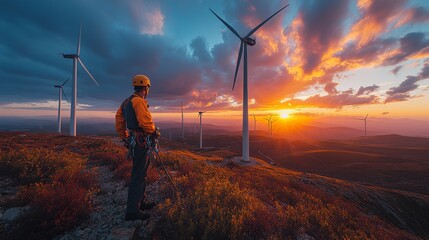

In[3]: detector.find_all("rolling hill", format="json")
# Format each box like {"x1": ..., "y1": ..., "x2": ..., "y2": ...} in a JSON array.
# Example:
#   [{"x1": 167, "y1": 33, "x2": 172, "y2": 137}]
[{"x1": 0, "y1": 132, "x2": 428, "y2": 239}]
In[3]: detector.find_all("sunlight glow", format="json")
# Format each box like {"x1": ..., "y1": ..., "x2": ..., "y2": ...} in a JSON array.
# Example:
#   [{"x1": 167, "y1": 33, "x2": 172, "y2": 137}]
[{"x1": 280, "y1": 111, "x2": 289, "y2": 119}]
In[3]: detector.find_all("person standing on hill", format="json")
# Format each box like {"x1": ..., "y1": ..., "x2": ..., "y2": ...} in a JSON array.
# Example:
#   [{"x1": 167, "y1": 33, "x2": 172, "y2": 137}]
[{"x1": 115, "y1": 74, "x2": 161, "y2": 221}]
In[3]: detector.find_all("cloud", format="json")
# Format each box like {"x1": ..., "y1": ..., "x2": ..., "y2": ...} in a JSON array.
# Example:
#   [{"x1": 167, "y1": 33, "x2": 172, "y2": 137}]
[
  {"x1": 129, "y1": 1, "x2": 164, "y2": 35},
  {"x1": 384, "y1": 63, "x2": 429, "y2": 103},
  {"x1": 345, "y1": 0, "x2": 406, "y2": 46},
  {"x1": 386, "y1": 75, "x2": 420, "y2": 95},
  {"x1": 391, "y1": 65, "x2": 402, "y2": 75},
  {"x1": 395, "y1": 6, "x2": 429, "y2": 27},
  {"x1": 383, "y1": 32, "x2": 429, "y2": 66},
  {"x1": 280, "y1": 89, "x2": 380, "y2": 109},
  {"x1": 297, "y1": 0, "x2": 350, "y2": 74},
  {"x1": 190, "y1": 37, "x2": 212, "y2": 62},
  {"x1": 356, "y1": 84, "x2": 380, "y2": 96},
  {"x1": 0, "y1": 0, "x2": 428, "y2": 114},
  {"x1": 337, "y1": 37, "x2": 397, "y2": 64}
]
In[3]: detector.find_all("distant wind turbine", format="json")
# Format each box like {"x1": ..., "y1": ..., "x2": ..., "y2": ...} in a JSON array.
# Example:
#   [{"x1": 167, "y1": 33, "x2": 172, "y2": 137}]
[
  {"x1": 62, "y1": 23, "x2": 99, "y2": 136},
  {"x1": 358, "y1": 114, "x2": 368, "y2": 136},
  {"x1": 264, "y1": 115, "x2": 273, "y2": 133},
  {"x1": 253, "y1": 114, "x2": 257, "y2": 132},
  {"x1": 198, "y1": 111, "x2": 205, "y2": 149},
  {"x1": 270, "y1": 118, "x2": 279, "y2": 136},
  {"x1": 210, "y1": 4, "x2": 289, "y2": 162},
  {"x1": 181, "y1": 100, "x2": 184, "y2": 139},
  {"x1": 54, "y1": 78, "x2": 69, "y2": 134}
]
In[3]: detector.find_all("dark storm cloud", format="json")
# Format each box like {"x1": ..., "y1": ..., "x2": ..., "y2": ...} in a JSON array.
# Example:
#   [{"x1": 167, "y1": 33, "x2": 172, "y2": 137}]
[
  {"x1": 0, "y1": 0, "x2": 203, "y2": 109},
  {"x1": 298, "y1": 0, "x2": 350, "y2": 73},
  {"x1": 383, "y1": 32, "x2": 429, "y2": 66}
]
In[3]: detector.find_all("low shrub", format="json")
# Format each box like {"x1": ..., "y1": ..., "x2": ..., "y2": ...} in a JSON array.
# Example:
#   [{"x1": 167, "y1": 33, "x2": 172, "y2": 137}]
[
  {"x1": 0, "y1": 148, "x2": 84, "y2": 184},
  {"x1": 158, "y1": 177, "x2": 264, "y2": 240},
  {"x1": 7, "y1": 165, "x2": 97, "y2": 240}
]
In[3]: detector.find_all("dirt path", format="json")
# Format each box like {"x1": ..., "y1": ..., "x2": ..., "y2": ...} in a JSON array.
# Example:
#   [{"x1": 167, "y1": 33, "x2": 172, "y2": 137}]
[{"x1": 54, "y1": 163, "x2": 160, "y2": 240}]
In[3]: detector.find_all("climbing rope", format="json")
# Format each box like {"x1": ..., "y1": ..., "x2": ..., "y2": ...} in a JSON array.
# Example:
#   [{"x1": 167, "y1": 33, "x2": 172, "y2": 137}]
[{"x1": 145, "y1": 136, "x2": 182, "y2": 198}]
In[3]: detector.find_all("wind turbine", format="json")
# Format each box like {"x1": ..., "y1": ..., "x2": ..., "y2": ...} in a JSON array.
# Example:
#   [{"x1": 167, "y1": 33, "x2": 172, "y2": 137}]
[
  {"x1": 54, "y1": 78, "x2": 69, "y2": 134},
  {"x1": 181, "y1": 100, "x2": 184, "y2": 139},
  {"x1": 358, "y1": 114, "x2": 368, "y2": 136},
  {"x1": 270, "y1": 118, "x2": 279, "y2": 136},
  {"x1": 253, "y1": 114, "x2": 257, "y2": 132},
  {"x1": 264, "y1": 115, "x2": 273, "y2": 133},
  {"x1": 198, "y1": 111, "x2": 205, "y2": 149},
  {"x1": 62, "y1": 24, "x2": 99, "y2": 136},
  {"x1": 210, "y1": 5, "x2": 288, "y2": 162}
]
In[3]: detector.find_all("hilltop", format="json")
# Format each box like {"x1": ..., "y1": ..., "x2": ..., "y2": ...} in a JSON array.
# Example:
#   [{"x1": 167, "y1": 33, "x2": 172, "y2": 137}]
[{"x1": 0, "y1": 132, "x2": 428, "y2": 239}]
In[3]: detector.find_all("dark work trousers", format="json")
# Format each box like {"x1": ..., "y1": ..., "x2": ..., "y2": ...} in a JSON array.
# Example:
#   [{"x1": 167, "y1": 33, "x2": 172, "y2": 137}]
[{"x1": 126, "y1": 144, "x2": 150, "y2": 214}]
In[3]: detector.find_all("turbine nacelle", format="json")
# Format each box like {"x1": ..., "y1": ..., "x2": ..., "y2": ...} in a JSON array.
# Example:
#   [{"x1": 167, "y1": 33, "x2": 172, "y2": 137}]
[
  {"x1": 245, "y1": 37, "x2": 256, "y2": 46},
  {"x1": 62, "y1": 53, "x2": 79, "y2": 59}
]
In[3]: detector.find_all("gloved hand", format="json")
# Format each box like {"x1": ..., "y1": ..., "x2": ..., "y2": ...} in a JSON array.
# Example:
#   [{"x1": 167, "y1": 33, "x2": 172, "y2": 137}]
[{"x1": 152, "y1": 127, "x2": 161, "y2": 139}]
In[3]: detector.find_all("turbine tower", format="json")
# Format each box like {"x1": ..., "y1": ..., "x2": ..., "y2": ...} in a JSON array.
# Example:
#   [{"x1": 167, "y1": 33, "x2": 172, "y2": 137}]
[
  {"x1": 264, "y1": 115, "x2": 273, "y2": 133},
  {"x1": 63, "y1": 24, "x2": 99, "y2": 136},
  {"x1": 198, "y1": 111, "x2": 205, "y2": 149},
  {"x1": 253, "y1": 114, "x2": 257, "y2": 132},
  {"x1": 181, "y1": 100, "x2": 184, "y2": 139},
  {"x1": 270, "y1": 118, "x2": 278, "y2": 136},
  {"x1": 54, "y1": 78, "x2": 69, "y2": 134},
  {"x1": 210, "y1": 4, "x2": 288, "y2": 162},
  {"x1": 358, "y1": 114, "x2": 368, "y2": 136}
]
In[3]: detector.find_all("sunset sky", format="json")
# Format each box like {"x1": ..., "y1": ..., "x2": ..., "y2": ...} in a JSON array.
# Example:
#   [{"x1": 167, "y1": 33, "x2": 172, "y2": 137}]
[{"x1": 0, "y1": 0, "x2": 428, "y2": 128}]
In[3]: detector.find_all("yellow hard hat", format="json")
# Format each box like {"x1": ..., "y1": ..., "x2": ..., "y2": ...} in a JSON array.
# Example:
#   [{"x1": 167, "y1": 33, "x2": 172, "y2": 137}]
[{"x1": 132, "y1": 75, "x2": 151, "y2": 87}]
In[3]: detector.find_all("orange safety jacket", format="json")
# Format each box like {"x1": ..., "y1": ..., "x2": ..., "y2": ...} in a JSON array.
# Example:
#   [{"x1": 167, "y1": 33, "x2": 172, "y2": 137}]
[{"x1": 115, "y1": 93, "x2": 155, "y2": 140}]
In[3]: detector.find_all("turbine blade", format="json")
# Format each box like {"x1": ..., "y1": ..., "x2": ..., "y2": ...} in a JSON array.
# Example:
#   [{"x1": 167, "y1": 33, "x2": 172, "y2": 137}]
[
  {"x1": 78, "y1": 58, "x2": 99, "y2": 86},
  {"x1": 61, "y1": 77, "x2": 70, "y2": 86},
  {"x1": 365, "y1": 114, "x2": 368, "y2": 120},
  {"x1": 210, "y1": 8, "x2": 242, "y2": 39},
  {"x1": 245, "y1": 4, "x2": 289, "y2": 38},
  {"x1": 62, "y1": 89, "x2": 69, "y2": 102},
  {"x1": 232, "y1": 42, "x2": 243, "y2": 90},
  {"x1": 77, "y1": 23, "x2": 82, "y2": 55}
]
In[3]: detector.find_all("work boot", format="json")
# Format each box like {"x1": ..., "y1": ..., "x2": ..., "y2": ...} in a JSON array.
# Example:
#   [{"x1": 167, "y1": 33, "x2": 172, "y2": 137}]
[
  {"x1": 125, "y1": 211, "x2": 151, "y2": 221},
  {"x1": 140, "y1": 201, "x2": 157, "y2": 210}
]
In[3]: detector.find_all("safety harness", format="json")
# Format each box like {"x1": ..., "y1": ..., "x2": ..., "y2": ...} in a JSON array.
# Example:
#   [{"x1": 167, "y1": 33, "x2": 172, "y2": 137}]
[{"x1": 121, "y1": 95, "x2": 181, "y2": 196}]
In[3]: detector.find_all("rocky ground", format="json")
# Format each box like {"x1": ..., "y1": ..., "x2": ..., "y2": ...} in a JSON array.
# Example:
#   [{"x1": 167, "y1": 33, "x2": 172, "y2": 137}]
[
  {"x1": 53, "y1": 164, "x2": 162, "y2": 240},
  {"x1": 0, "y1": 162, "x2": 163, "y2": 240}
]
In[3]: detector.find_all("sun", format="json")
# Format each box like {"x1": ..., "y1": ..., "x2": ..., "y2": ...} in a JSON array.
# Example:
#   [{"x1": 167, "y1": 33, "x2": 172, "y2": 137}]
[{"x1": 280, "y1": 112, "x2": 289, "y2": 119}]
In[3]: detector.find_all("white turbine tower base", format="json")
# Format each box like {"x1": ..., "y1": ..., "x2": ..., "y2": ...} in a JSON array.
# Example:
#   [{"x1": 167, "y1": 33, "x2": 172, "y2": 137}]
[
  {"x1": 63, "y1": 24, "x2": 99, "y2": 136},
  {"x1": 211, "y1": 4, "x2": 289, "y2": 162}
]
